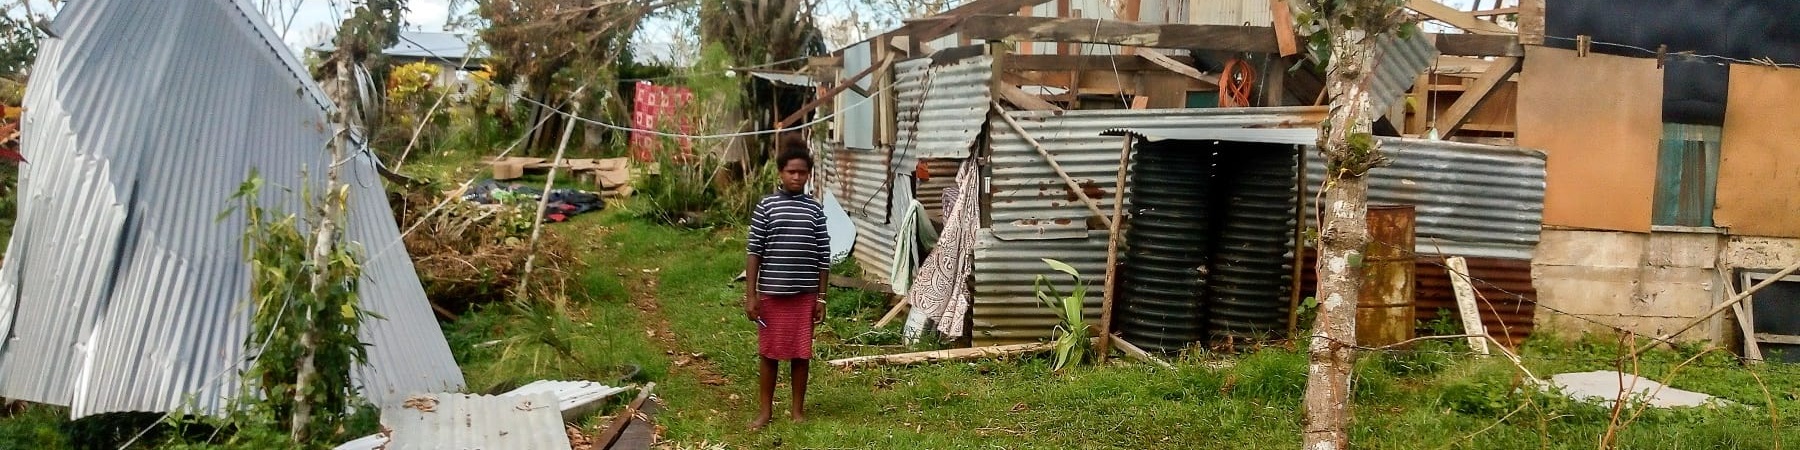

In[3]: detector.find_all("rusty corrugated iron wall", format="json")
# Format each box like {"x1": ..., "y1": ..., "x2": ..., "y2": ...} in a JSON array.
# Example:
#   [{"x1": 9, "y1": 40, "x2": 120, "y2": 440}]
[{"x1": 1301, "y1": 252, "x2": 1537, "y2": 347}]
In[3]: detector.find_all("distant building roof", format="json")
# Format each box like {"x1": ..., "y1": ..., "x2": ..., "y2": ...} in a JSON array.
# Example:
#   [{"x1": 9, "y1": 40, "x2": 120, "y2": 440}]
[{"x1": 312, "y1": 31, "x2": 488, "y2": 66}]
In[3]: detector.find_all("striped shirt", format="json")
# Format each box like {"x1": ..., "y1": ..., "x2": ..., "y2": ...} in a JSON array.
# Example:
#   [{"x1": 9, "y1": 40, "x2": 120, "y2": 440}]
[{"x1": 747, "y1": 190, "x2": 830, "y2": 295}]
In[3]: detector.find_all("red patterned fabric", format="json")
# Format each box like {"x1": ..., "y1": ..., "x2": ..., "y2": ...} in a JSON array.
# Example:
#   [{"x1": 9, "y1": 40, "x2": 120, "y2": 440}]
[
  {"x1": 756, "y1": 293, "x2": 817, "y2": 360},
  {"x1": 629, "y1": 81, "x2": 695, "y2": 162}
]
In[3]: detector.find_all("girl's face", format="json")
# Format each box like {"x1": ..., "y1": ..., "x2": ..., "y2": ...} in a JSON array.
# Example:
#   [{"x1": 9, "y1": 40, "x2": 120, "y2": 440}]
[{"x1": 780, "y1": 158, "x2": 812, "y2": 193}]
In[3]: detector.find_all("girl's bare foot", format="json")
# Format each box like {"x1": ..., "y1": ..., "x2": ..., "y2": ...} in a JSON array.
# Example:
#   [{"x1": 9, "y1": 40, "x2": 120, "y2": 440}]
[{"x1": 749, "y1": 415, "x2": 771, "y2": 431}]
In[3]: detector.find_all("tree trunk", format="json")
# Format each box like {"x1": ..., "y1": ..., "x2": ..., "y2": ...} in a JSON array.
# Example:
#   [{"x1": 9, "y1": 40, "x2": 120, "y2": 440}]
[
  {"x1": 1301, "y1": 26, "x2": 1381, "y2": 450},
  {"x1": 294, "y1": 53, "x2": 356, "y2": 443}
]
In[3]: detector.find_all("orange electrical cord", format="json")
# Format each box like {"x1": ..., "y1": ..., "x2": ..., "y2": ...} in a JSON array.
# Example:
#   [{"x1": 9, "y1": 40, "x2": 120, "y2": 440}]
[{"x1": 1219, "y1": 58, "x2": 1256, "y2": 107}]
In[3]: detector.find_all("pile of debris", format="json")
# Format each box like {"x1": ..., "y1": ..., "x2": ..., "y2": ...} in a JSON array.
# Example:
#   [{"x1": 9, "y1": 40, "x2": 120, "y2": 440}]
[
  {"x1": 397, "y1": 186, "x2": 583, "y2": 314},
  {"x1": 489, "y1": 156, "x2": 635, "y2": 198}
]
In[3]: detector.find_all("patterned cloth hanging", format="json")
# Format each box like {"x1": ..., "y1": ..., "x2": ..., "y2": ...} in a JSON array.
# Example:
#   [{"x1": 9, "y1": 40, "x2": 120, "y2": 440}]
[{"x1": 903, "y1": 159, "x2": 980, "y2": 341}]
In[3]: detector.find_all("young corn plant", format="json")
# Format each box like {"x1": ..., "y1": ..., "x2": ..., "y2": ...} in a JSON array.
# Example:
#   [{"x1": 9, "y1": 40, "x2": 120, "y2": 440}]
[{"x1": 1034, "y1": 258, "x2": 1091, "y2": 372}]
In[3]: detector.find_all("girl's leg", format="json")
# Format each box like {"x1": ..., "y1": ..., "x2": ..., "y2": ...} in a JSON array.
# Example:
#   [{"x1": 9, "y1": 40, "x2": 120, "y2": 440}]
[
  {"x1": 790, "y1": 358, "x2": 810, "y2": 421},
  {"x1": 751, "y1": 356, "x2": 778, "y2": 430}
]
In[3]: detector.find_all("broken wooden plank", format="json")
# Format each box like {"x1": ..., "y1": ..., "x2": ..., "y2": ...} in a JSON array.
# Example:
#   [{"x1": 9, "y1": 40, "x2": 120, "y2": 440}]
[
  {"x1": 962, "y1": 15, "x2": 1278, "y2": 51},
  {"x1": 1138, "y1": 50, "x2": 1220, "y2": 86},
  {"x1": 610, "y1": 397, "x2": 662, "y2": 450},
  {"x1": 1720, "y1": 270, "x2": 1763, "y2": 363},
  {"x1": 828, "y1": 342, "x2": 1056, "y2": 368},
  {"x1": 1754, "y1": 333, "x2": 1800, "y2": 346},
  {"x1": 1445, "y1": 257, "x2": 1490, "y2": 356},
  {"x1": 1109, "y1": 335, "x2": 1177, "y2": 370},
  {"x1": 1437, "y1": 56, "x2": 1520, "y2": 135},
  {"x1": 595, "y1": 383, "x2": 657, "y2": 450},
  {"x1": 873, "y1": 298, "x2": 911, "y2": 328},
  {"x1": 1269, "y1": 0, "x2": 1300, "y2": 56},
  {"x1": 997, "y1": 83, "x2": 1065, "y2": 111},
  {"x1": 1408, "y1": 0, "x2": 1514, "y2": 35}
]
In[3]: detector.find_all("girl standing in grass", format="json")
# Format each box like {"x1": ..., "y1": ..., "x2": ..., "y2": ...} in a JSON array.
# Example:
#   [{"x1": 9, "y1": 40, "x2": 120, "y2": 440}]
[{"x1": 744, "y1": 148, "x2": 830, "y2": 430}]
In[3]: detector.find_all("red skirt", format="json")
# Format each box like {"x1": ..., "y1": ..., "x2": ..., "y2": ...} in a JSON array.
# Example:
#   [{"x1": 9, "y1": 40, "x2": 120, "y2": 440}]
[{"x1": 757, "y1": 293, "x2": 817, "y2": 360}]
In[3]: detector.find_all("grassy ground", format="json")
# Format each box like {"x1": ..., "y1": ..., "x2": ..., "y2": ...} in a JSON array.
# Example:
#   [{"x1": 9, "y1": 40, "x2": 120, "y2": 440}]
[{"x1": 2, "y1": 164, "x2": 1798, "y2": 449}]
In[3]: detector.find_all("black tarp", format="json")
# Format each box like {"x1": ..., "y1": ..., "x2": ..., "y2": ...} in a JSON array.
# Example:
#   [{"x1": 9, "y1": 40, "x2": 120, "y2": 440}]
[{"x1": 1546, "y1": 0, "x2": 1800, "y2": 125}]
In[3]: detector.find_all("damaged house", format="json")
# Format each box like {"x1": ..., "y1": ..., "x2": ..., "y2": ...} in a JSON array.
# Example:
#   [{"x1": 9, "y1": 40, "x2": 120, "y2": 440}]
[{"x1": 814, "y1": 0, "x2": 1800, "y2": 360}]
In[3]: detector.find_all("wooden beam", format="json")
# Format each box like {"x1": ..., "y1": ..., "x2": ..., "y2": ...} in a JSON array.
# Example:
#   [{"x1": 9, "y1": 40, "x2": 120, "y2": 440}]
[
  {"x1": 1517, "y1": 0, "x2": 1544, "y2": 45},
  {"x1": 997, "y1": 83, "x2": 1064, "y2": 111},
  {"x1": 1005, "y1": 54, "x2": 1191, "y2": 72},
  {"x1": 1137, "y1": 50, "x2": 1220, "y2": 86},
  {"x1": 962, "y1": 15, "x2": 1279, "y2": 51},
  {"x1": 1471, "y1": 6, "x2": 1517, "y2": 17},
  {"x1": 1445, "y1": 257, "x2": 1491, "y2": 356},
  {"x1": 778, "y1": 54, "x2": 893, "y2": 128},
  {"x1": 1436, "y1": 56, "x2": 1519, "y2": 135},
  {"x1": 828, "y1": 342, "x2": 1057, "y2": 368},
  {"x1": 890, "y1": 0, "x2": 1059, "y2": 43},
  {"x1": 1269, "y1": 0, "x2": 1300, "y2": 56},
  {"x1": 1407, "y1": 0, "x2": 1514, "y2": 35},
  {"x1": 1435, "y1": 33, "x2": 1523, "y2": 57},
  {"x1": 966, "y1": 15, "x2": 1523, "y2": 56}
]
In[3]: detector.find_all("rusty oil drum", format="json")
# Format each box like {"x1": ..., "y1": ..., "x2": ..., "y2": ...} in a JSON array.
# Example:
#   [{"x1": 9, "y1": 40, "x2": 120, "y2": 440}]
[{"x1": 1355, "y1": 205, "x2": 1417, "y2": 348}]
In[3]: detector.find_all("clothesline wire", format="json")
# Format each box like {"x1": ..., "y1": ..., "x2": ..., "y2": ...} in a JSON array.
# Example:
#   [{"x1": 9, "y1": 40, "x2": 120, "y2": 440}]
[
  {"x1": 395, "y1": 33, "x2": 869, "y2": 140},
  {"x1": 1537, "y1": 34, "x2": 1800, "y2": 69}
]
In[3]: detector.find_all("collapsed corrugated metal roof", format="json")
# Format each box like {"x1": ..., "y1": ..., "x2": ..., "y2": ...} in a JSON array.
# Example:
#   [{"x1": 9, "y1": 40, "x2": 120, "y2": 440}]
[
  {"x1": 382, "y1": 392, "x2": 571, "y2": 450},
  {"x1": 0, "y1": 0, "x2": 463, "y2": 418},
  {"x1": 748, "y1": 71, "x2": 818, "y2": 87}
]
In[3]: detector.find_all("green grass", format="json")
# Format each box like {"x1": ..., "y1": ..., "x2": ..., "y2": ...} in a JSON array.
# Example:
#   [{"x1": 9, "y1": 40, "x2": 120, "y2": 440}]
[{"x1": 4, "y1": 161, "x2": 1800, "y2": 448}]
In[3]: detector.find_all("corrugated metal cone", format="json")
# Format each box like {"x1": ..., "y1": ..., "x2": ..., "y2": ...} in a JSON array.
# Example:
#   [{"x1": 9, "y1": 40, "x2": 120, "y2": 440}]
[
  {"x1": 1119, "y1": 142, "x2": 1216, "y2": 353},
  {"x1": 1207, "y1": 145, "x2": 1300, "y2": 343}
]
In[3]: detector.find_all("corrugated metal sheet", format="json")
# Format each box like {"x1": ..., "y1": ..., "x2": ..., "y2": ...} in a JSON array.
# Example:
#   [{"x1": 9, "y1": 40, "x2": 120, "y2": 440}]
[
  {"x1": 1371, "y1": 32, "x2": 1439, "y2": 114},
  {"x1": 382, "y1": 392, "x2": 570, "y2": 450},
  {"x1": 749, "y1": 71, "x2": 818, "y2": 87},
  {"x1": 971, "y1": 229, "x2": 1110, "y2": 345},
  {"x1": 988, "y1": 107, "x2": 1324, "y2": 240},
  {"x1": 842, "y1": 42, "x2": 876, "y2": 150},
  {"x1": 314, "y1": 31, "x2": 489, "y2": 64},
  {"x1": 898, "y1": 55, "x2": 992, "y2": 160},
  {"x1": 1305, "y1": 137, "x2": 1547, "y2": 260},
  {"x1": 918, "y1": 158, "x2": 963, "y2": 223},
  {"x1": 0, "y1": 0, "x2": 462, "y2": 418},
  {"x1": 337, "y1": 380, "x2": 627, "y2": 450},
  {"x1": 828, "y1": 148, "x2": 902, "y2": 281},
  {"x1": 894, "y1": 57, "x2": 929, "y2": 159}
]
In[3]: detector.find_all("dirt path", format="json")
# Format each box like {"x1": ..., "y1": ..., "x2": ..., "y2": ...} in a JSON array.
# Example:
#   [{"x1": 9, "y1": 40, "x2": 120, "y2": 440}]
[{"x1": 622, "y1": 269, "x2": 734, "y2": 389}]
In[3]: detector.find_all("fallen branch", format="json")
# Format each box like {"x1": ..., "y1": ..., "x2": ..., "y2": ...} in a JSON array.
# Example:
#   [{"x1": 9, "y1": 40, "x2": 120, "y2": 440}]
[
  {"x1": 828, "y1": 342, "x2": 1056, "y2": 368},
  {"x1": 1109, "y1": 335, "x2": 1176, "y2": 370}
]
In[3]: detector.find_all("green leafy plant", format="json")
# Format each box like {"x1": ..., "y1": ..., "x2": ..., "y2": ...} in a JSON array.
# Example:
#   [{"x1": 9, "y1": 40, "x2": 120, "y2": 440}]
[
  {"x1": 1034, "y1": 258, "x2": 1091, "y2": 372},
  {"x1": 229, "y1": 172, "x2": 376, "y2": 446}
]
